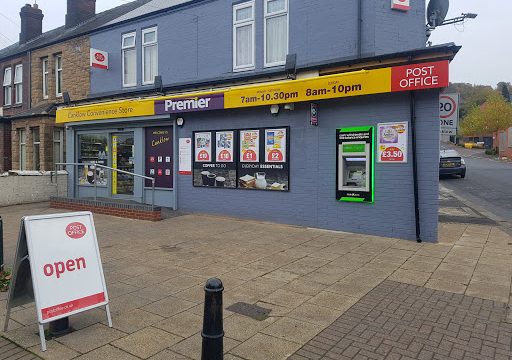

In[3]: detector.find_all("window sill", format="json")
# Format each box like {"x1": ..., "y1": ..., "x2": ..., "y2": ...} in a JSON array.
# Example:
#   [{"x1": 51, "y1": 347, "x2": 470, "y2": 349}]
[
  {"x1": 233, "y1": 66, "x2": 256, "y2": 73},
  {"x1": 264, "y1": 62, "x2": 286, "y2": 69}
]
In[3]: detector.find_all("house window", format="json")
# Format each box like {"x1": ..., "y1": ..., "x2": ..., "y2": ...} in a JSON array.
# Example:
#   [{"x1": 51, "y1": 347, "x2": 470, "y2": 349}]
[
  {"x1": 55, "y1": 55, "x2": 63, "y2": 97},
  {"x1": 3, "y1": 67, "x2": 12, "y2": 106},
  {"x1": 19, "y1": 129, "x2": 26, "y2": 170},
  {"x1": 14, "y1": 64, "x2": 22, "y2": 104},
  {"x1": 122, "y1": 32, "x2": 136, "y2": 87},
  {"x1": 233, "y1": 1, "x2": 255, "y2": 71},
  {"x1": 264, "y1": 0, "x2": 288, "y2": 67},
  {"x1": 42, "y1": 58, "x2": 49, "y2": 99},
  {"x1": 54, "y1": 129, "x2": 64, "y2": 165},
  {"x1": 142, "y1": 27, "x2": 158, "y2": 85},
  {"x1": 33, "y1": 127, "x2": 40, "y2": 171}
]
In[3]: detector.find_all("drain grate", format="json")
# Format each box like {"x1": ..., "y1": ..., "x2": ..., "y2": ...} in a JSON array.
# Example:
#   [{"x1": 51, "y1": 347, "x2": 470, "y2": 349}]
[{"x1": 226, "y1": 302, "x2": 271, "y2": 321}]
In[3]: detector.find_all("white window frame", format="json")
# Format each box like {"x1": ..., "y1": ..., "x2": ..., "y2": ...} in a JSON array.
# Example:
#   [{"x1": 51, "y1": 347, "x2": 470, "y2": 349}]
[
  {"x1": 3, "y1": 67, "x2": 12, "y2": 106},
  {"x1": 122, "y1": 32, "x2": 137, "y2": 87},
  {"x1": 19, "y1": 129, "x2": 26, "y2": 171},
  {"x1": 53, "y1": 128, "x2": 64, "y2": 164},
  {"x1": 233, "y1": 1, "x2": 255, "y2": 72},
  {"x1": 55, "y1": 54, "x2": 62, "y2": 97},
  {"x1": 142, "y1": 27, "x2": 158, "y2": 85},
  {"x1": 42, "y1": 58, "x2": 49, "y2": 99},
  {"x1": 264, "y1": 0, "x2": 289, "y2": 68},
  {"x1": 14, "y1": 64, "x2": 22, "y2": 104}
]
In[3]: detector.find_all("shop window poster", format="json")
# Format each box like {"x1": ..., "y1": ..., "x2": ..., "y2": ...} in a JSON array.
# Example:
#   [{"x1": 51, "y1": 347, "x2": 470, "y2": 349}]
[
  {"x1": 195, "y1": 132, "x2": 212, "y2": 162},
  {"x1": 216, "y1": 131, "x2": 234, "y2": 162},
  {"x1": 193, "y1": 130, "x2": 237, "y2": 189},
  {"x1": 377, "y1": 122, "x2": 408, "y2": 163},
  {"x1": 240, "y1": 130, "x2": 259, "y2": 163},
  {"x1": 265, "y1": 128, "x2": 287, "y2": 163},
  {"x1": 238, "y1": 127, "x2": 290, "y2": 192},
  {"x1": 145, "y1": 127, "x2": 173, "y2": 188}
]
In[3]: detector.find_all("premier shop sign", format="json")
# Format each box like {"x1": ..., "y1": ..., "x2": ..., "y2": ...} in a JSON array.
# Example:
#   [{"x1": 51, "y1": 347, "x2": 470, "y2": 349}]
[
  {"x1": 155, "y1": 93, "x2": 224, "y2": 114},
  {"x1": 4, "y1": 212, "x2": 112, "y2": 351}
]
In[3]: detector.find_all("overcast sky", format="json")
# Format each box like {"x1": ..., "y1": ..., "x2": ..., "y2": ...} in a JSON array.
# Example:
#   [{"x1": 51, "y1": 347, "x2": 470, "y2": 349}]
[{"x1": 0, "y1": 1, "x2": 508, "y2": 87}]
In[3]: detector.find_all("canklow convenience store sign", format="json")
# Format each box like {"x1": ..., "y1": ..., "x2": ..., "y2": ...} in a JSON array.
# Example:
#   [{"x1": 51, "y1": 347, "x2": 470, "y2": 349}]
[{"x1": 56, "y1": 60, "x2": 449, "y2": 123}]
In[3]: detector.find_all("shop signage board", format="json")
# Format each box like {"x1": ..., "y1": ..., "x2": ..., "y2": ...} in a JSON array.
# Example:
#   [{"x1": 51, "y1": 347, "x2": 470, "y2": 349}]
[
  {"x1": 336, "y1": 127, "x2": 375, "y2": 203},
  {"x1": 178, "y1": 138, "x2": 192, "y2": 175},
  {"x1": 56, "y1": 60, "x2": 450, "y2": 124},
  {"x1": 391, "y1": 0, "x2": 410, "y2": 11},
  {"x1": 145, "y1": 127, "x2": 173, "y2": 188},
  {"x1": 377, "y1": 122, "x2": 408, "y2": 163},
  {"x1": 4, "y1": 212, "x2": 112, "y2": 351},
  {"x1": 90, "y1": 48, "x2": 109, "y2": 69},
  {"x1": 439, "y1": 93, "x2": 459, "y2": 136},
  {"x1": 193, "y1": 130, "x2": 237, "y2": 188}
]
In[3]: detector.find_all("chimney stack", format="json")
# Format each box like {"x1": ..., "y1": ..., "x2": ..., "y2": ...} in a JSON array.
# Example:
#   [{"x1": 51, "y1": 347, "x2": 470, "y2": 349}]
[
  {"x1": 66, "y1": 0, "x2": 96, "y2": 28},
  {"x1": 19, "y1": 4, "x2": 44, "y2": 44}
]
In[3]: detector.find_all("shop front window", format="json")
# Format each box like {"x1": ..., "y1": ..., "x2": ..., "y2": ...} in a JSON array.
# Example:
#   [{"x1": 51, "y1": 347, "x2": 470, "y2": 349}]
[
  {"x1": 112, "y1": 132, "x2": 134, "y2": 195},
  {"x1": 78, "y1": 133, "x2": 108, "y2": 186}
]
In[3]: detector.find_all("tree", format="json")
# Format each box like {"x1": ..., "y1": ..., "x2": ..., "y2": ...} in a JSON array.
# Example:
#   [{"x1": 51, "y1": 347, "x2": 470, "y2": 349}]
[
  {"x1": 498, "y1": 82, "x2": 511, "y2": 102},
  {"x1": 444, "y1": 83, "x2": 497, "y2": 119},
  {"x1": 460, "y1": 93, "x2": 512, "y2": 136}
]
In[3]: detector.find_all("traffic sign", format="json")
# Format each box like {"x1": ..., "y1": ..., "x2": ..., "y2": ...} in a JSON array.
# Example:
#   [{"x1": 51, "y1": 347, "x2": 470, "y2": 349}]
[
  {"x1": 440, "y1": 93, "x2": 459, "y2": 136},
  {"x1": 4, "y1": 212, "x2": 112, "y2": 351}
]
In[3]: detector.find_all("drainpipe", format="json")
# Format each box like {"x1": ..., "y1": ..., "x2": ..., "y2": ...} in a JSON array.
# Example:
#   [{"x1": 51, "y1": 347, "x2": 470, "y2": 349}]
[
  {"x1": 410, "y1": 91, "x2": 421, "y2": 243},
  {"x1": 357, "y1": 0, "x2": 363, "y2": 58}
]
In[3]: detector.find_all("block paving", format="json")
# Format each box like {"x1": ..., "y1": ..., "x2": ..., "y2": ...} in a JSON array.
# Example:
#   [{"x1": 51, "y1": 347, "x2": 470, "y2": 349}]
[
  {"x1": 290, "y1": 280, "x2": 512, "y2": 360},
  {"x1": 0, "y1": 202, "x2": 511, "y2": 359}
]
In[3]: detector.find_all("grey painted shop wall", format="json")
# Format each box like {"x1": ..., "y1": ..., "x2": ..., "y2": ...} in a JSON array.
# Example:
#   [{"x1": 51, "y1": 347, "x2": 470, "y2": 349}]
[
  {"x1": 176, "y1": 90, "x2": 440, "y2": 242},
  {"x1": 90, "y1": 0, "x2": 426, "y2": 95}
]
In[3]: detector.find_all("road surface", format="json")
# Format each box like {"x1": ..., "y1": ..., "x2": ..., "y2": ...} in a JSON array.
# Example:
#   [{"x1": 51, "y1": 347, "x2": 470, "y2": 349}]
[{"x1": 440, "y1": 146, "x2": 512, "y2": 224}]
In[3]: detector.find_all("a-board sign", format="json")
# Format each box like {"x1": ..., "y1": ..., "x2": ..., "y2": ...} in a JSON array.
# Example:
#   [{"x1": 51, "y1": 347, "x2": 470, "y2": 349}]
[
  {"x1": 440, "y1": 93, "x2": 459, "y2": 136},
  {"x1": 4, "y1": 212, "x2": 112, "y2": 351}
]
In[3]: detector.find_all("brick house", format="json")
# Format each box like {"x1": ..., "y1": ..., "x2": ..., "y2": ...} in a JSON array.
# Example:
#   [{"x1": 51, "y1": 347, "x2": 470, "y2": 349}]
[{"x1": 0, "y1": 0, "x2": 150, "y2": 171}]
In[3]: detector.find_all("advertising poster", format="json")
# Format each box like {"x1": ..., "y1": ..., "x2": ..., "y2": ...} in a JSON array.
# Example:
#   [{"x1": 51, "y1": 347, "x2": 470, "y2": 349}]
[
  {"x1": 145, "y1": 127, "x2": 173, "y2": 188},
  {"x1": 216, "y1": 131, "x2": 234, "y2": 162},
  {"x1": 178, "y1": 138, "x2": 192, "y2": 175},
  {"x1": 193, "y1": 130, "x2": 237, "y2": 189},
  {"x1": 240, "y1": 130, "x2": 260, "y2": 163},
  {"x1": 265, "y1": 128, "x2": 287, "y2": 163},
  {"x1": 238, "y1": 127, "x2": 290, "y2": 191},
  {"x1": 377, "y1": 122, "x2": 408, "y2": 163},
  {"x1": 195, "y1": 132, "x2": 212, "y2": 162}
]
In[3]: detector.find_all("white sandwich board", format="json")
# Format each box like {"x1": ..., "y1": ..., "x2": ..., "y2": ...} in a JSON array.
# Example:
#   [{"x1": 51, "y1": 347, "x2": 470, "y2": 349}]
[{"x1": 4, "y1": 212, "x2": 112, "y2": 351}]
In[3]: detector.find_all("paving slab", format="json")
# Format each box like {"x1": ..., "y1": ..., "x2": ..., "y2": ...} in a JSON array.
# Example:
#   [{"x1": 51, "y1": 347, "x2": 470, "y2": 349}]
[{"x1": 0, "y1": 203, "x2": 511, "y2": 360}]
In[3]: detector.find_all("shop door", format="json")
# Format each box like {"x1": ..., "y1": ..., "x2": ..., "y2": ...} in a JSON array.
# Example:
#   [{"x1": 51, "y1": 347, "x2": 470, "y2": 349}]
[{"x1": 112, "y1": 132, "x2": 135, "y2": 196}]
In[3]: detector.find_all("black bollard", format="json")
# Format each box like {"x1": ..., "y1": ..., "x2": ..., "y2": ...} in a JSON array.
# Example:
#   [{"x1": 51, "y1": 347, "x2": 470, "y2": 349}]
[
  {"x1": 49, "y1": 317, "x2": 71, "y2": 336},
  {"x1": 0, "y1": 216, "x2": 3, "y2": 271},
  {"x1": 201, "y1": 278, "x2": 224, "y2": 360}
]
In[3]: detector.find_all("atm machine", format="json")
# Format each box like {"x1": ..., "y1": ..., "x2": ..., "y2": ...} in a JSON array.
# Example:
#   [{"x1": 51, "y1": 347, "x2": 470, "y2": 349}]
[{"x1": 336, "y1": 126, "x2": 375, "y2": 203}]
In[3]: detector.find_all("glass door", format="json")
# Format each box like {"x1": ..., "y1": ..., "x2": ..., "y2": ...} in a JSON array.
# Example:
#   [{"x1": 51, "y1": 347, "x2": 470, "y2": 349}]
[{"x1": 112, "y1": 132, "x2": 135, "y2": 196}]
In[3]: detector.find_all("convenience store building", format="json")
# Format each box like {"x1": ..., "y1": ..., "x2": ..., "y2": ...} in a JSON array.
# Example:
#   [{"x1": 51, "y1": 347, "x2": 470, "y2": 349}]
[{"x1": 56, "y1": 44, "x2": 458, "y2": 242}]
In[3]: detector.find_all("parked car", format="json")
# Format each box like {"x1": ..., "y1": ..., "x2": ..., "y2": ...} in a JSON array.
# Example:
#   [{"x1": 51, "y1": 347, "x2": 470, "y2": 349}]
[{"x1": 440, "y1": 149, "x2": 466, "y2": 178}]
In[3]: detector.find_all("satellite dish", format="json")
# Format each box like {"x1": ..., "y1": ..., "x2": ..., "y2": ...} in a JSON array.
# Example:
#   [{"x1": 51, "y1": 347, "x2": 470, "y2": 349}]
[{"x1": 427, "y1": 0, "x2": 449, "y2": 27}]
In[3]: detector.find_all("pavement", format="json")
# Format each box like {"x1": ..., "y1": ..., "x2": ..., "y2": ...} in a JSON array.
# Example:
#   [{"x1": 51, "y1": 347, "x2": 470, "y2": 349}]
[
  {"x1": 0, "y1": 202, "x2": 511, "y2": 359},
  {"x1": 440, "y1": 144, "x2": 512, "y2": 232}
]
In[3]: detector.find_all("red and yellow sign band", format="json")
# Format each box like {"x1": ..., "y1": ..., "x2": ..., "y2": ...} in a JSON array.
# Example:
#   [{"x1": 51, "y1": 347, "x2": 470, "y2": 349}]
[{"x1": 56, "y1": 60, "x2": 449, "y2": 123}]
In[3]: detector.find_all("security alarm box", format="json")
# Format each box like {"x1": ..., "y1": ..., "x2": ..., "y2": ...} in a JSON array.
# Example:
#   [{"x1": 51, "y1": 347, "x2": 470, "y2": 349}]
[{"x1": 336, "y1": 126, "x2": 375, "y2": 203}]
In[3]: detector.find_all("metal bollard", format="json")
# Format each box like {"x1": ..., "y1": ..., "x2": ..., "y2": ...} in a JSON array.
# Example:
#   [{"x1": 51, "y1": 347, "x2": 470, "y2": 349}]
[
  {"x1": 0, "y1": 216, "x2": 3, "y2": 272},
  {"x1": 49, "y1": 317, "x2": 71, "y2": 336},
  {"x1": 201, "y1": 278, "x2": 224, "y2": 360}
]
